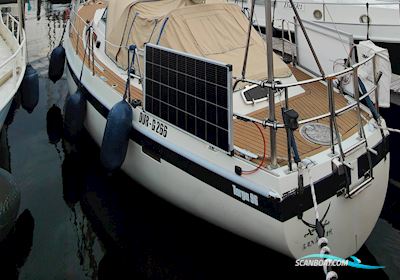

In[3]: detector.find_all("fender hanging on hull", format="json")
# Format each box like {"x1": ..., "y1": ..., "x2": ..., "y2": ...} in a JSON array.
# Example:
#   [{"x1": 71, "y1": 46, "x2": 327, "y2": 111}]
[
  {"x1": 48, "y1": 45, "x2": 66, "y2": 83},
  {"x1": 0, "y1": 168, "x2": 20, "y2": 242},
  {"x1": 21, "y1": 64, "x2": 39, "y2": 114},
  {"x1": 100, "y1": 100, "x2": 133, "y2": 172}
]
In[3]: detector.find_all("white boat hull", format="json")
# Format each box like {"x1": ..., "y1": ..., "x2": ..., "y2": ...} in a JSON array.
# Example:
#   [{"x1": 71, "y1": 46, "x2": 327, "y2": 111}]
[
  {"x1": 65, "y1": 61, "x2": 390, "y2": 258},
  {"x1": 241, "y1": 0, "x2": 400, "y2": 73},
  {"x1": 0, "y1": 12, "x2": 27, "y2": 130},
  {"x1": 0, "y1": 168, "x2": 20, "y2": 242},
  {"x1": 245, "y1": 1, "x2": 400, "y2": 42},
  {"x1": 0, "y1": 99, "x2": 12, "y2": 130}
]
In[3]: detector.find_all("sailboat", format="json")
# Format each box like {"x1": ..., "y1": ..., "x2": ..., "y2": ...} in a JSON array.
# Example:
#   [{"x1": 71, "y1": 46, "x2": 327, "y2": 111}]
[
  {"x1": 61, "y1": 0, "x2": 390, "y2": 259},
  {"x1": 0, "y1": 1, "x2": 27, "y2": 129}
]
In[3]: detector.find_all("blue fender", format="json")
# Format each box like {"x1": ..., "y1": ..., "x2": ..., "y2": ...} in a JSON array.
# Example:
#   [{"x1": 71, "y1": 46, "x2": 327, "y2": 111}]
[
  {"x1": 21, "y1": 64, "x2": 39, "y2": 114},
  {"x1": 0, "y1": 168, "x2": 20, "y2": 242},
  {"x1": 100, "y1": 100, "x2": 133, "y2": 172},
  {"x1": 48, "y1": 45, "x2": 66, "y2": 83}
]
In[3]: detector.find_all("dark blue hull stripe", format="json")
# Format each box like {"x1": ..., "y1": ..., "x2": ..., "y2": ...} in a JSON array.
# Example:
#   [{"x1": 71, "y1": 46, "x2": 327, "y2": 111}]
[{"x1": 67, "y1": 62, "x2": 389, "y2": 222}]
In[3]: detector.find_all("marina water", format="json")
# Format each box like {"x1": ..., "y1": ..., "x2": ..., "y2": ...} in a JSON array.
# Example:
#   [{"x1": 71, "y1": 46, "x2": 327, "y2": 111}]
[{"x1": 0, "y1": 1, "x2": 399, "y2": 279}]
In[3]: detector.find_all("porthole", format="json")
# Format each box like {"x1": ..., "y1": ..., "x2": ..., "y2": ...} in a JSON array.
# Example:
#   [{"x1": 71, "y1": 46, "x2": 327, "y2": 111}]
[{"x1": 313, "y1": 9, "x2": 322, "y2": 20}]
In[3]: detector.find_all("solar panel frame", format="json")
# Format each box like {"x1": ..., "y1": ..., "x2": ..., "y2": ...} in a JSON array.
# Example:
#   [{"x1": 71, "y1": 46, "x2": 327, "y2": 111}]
[{"x1": 143, "y1": 43, "x2": 233, "y2": 153}]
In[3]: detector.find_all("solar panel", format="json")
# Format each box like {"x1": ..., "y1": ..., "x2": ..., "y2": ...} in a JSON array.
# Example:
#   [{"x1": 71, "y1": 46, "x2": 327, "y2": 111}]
[{"x1": 144, "y1": 44, "x2": 233, "y2": 153}]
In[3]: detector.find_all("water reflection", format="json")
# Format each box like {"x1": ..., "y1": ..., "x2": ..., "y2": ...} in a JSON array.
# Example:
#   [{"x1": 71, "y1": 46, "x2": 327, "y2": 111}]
[
  {"x1": 0, "y1": 0, "x2": 397, "y2": 278},
  {"x1": 0, "y1": 126, "x2": 11, "y2": 172},
  {"x1": 61, "y1": 139, "x2": 99, "y2": 279},
  {"x1": 0, "y1": 124, "x2": 34, "y2": 279},
  {"x1": 4, "y1": 91, "x2": 21, "y2": 129},
  {"x1": 56, "y1": 125, "x2": 388, "y2": 279},
  {"x1": 0, "y1": 209, "x2": 34, "y2": 279}
]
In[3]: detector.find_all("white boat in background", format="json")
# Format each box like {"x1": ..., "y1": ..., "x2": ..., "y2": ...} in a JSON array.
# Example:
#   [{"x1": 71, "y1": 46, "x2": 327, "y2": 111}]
[
  {"x1": 61, "y1": 0, "x2": 390, "y2": 266},
  {"x1": 234, "y1": 0, "x2": 400, "y2": 74},
  {"x1": 0, "y1": 1, "x2": 26, "y2": 242},
  {"x1": 0, "y1": 3, "x2": 26, "y2": 129}
]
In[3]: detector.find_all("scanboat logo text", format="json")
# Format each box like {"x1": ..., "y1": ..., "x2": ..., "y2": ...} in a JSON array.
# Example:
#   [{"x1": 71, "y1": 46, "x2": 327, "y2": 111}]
[{"x1": 295, "y1": 255, "x2": 385, "y2": 270}]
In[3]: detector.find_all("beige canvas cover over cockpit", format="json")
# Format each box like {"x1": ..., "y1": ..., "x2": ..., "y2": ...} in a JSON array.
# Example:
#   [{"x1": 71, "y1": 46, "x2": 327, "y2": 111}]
[{"x1": 105, "y1": 0, "x2": 292, "y2": 82}]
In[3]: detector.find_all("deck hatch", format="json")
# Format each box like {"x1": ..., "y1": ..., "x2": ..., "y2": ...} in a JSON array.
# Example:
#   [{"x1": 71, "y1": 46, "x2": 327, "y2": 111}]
[
  {"x1": 144, "y1": 43, "x2": 233, "y2": 153},
  {"x1": 299, "y1": 123, "x2": 340, "y2": 146}
]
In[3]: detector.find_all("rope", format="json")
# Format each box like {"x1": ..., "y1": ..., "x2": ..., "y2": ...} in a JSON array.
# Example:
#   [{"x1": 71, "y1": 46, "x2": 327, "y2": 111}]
[
  {"x1": 70, "y1": 6, "x2": 145, "y2": 84},
  {"x1": 324, "y1": 5, "x2": 353, "y2": 58},
  {"x1": 123, "y1": 45, "x2": 136, "y2": 101},
  {"x1": 241, "y1": 0, "x2": 256, "y2": 80},
  {"x1": 59, "y1": 20, "x2": 68, "y2": 46},
  {"x1": 78, "y1": 26, "x2": 92, "y2": 85},
  {"x1": 290, "y1": 132, "x2": 301, "y2": 163},
  {"x1": 126, "y1": 12, "x2": 139, "y2": 46},
  {"x1": 242, "y1": 123, "x2": 267, "y2": 175},
  {"x1": 306, "y1": 165, "x2": 338, "y2": 280},
  {"x1": 70, "y1": 8, "x2": 131, "y2": 49},
  {"x1": 147, "y1": 19, "x2": 159, "y2": 44},
  {"x1": 253, "y1": 8, "x2": 267, "y2": 49},
  {"x1": 307, "y1": 167, "x2": 320, "y2": 220},
  {"x1": 156, "y1": 17, "x2": 169, "y2": 45},
  {"x1": 358, "y1": 77, "x2": 380, "y2": 120},
  {"x1": 361, "y1": 114, "x2": 400, "y2": 134},
  {"x1": 380, "y1": 126, "x2": 400, "y2": 134},
  {"x1": 116, "y1": 5, "x2": 135, "y2": 60},
  {"x1": 89, "y1": 25, "x2": 95, "y2": 76}
]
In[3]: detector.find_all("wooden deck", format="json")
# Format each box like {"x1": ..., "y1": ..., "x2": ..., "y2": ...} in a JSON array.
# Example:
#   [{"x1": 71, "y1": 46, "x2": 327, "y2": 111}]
[
  {"x1": 233, "y1": 68, "x2": 362, "y2": 164},
  {"x1": 71, "y1": 2, "x2": 364, "y2": 166}
]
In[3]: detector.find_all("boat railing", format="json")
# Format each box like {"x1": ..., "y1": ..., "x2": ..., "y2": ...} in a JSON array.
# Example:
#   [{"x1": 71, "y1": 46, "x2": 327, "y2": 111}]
[
  {"x1": 70, "y1": 1, "x2": 381, "y2": 170},
  {"x1": 279, "y1": 19, "x2": 295, "y2": 63},
  {"x1": 233, "y1": 48, "x2": 381, "y2": 167},
  {"x1": 234, "y1": 6, "x2": 383, "y2": 167},
  {"x1": 234, "y1": 52, "x2": 378, "y2": 127},
  {"x1": 234, "y1": 11, "x2": 380, "y2": 126},
  {"x1": 0, "y1": 12, "x2": 26, "y2": 87},
  {"x1": 69, "y1": 5, "x2": 144, "y2": 81}
]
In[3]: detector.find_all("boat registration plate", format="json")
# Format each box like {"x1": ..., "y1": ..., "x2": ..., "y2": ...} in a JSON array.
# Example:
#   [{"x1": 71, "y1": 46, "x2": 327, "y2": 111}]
[
  {"x1": 283, "y1": 1, "x2": 305, "y2": 11},
  {"x1": 139, "y1": 111, "x2": 168, "y2": 138}
]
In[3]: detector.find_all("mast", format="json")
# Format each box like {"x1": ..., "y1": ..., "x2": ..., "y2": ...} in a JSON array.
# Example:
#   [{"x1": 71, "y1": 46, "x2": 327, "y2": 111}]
[{"x1": 264, "y1": 0, "x2": 278, "y2": 168}]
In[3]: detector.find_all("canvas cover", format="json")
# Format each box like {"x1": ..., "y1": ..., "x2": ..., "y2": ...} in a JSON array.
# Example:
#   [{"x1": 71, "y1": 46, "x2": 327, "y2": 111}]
[
  {"x1": 341, "y1": 41, "x2": 391, "y2": 108},
  {"x1": 357, "y1": 40, "x2": 391, "y2": 108},
  {"x1": 105, "y1": 0, "x2": 292, "y2": 83}
]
